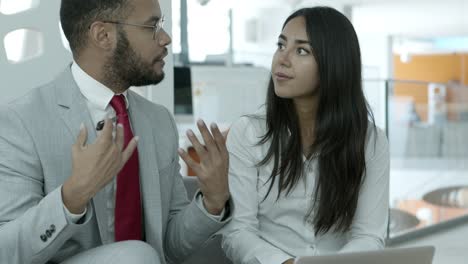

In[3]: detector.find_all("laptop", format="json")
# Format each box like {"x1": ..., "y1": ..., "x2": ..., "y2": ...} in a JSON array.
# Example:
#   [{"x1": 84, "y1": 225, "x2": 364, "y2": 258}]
[{"x1": 294, "y1": 246, "x2": 435, "y2": 264}]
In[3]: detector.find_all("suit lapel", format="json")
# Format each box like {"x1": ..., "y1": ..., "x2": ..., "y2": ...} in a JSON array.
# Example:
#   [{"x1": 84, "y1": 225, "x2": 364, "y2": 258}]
[
  {"x1": 54, "y1": 66, "x2": 108, "y2": 243},
  {"x1": 127, "y1": 92, "x2": 163, "y2": 248},
  {"x1": 53, "y1": 68, "x2": 164, "y2": 247},
  {"x1": 55, "y1": 67, "x2": 96, "y2": 141}
]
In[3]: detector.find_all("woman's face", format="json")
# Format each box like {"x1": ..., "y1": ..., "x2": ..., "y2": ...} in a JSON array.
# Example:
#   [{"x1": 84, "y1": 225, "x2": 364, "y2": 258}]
[{"x1": 271, "y1": 16, "x2": 319, "y2": 100}]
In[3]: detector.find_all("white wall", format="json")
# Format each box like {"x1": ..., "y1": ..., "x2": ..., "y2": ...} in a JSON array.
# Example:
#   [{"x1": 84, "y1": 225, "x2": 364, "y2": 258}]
[
  {"x1": 358, "y1": 33, "x2": 393, "y2": 129},
  {"x1": 294, "y1": 0, "x2": 345, "y2": 11},
  {"x1": 190, "y1": 65, "x2": 270, "y2": 125},
  {"x1": 231, "y1": 1, "x2": 291, "y2": 69},
  {"x1": 0, "y1": 0, "x2": 71, "y2": 105},
  {"x1": 352, "y1": 0, "x2": 468, "y2": 38},
  {"x1": 149, "y1": 0, "x2": 174, "y2": 113}
]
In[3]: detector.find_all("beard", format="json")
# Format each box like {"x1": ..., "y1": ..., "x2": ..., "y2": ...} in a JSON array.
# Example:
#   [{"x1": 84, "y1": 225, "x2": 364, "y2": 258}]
[{"x1": 103, "y1": 28, "x2": 165, "y2": 89}]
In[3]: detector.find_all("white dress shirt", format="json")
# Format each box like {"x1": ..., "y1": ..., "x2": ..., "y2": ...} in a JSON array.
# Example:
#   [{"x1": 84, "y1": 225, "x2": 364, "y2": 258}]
[
  {"x1": 222, "y1": 116, "x2": 390, "y2": 264},
  {"x1": 62, "y1": 62, "x2": 223, "y2": 241},
  {"x1": 62, "y1": 62, "x2": 130, "y2": 241}
]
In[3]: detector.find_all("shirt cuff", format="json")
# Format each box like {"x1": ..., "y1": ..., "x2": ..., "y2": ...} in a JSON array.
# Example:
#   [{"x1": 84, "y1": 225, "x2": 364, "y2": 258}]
[
  {"x1": 195, "y1": 191, "x2": 226, "y2": 221},
  {"x1": 61, "y1": 188, "x2": 87, "y2": 224}
]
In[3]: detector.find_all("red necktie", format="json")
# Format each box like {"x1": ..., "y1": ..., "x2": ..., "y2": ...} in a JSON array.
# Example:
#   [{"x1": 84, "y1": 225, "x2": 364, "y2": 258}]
[{"x1": 110, "y1": 94, "x2": 142, "y2": 241}]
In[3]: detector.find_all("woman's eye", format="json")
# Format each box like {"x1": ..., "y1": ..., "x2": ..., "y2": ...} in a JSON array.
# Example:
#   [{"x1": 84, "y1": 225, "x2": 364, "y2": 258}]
[
  {"x1": 277, "y1": 42, "x2": 285, "y2": 50},
  {"x1": 297, "y1": 48, "x2": 309, "y2": 55}
]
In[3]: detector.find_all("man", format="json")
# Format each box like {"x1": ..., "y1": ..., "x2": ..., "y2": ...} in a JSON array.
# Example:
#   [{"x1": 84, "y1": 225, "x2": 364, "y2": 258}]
[{"x1": 0, "y1": 0, "x2": 231, "y2": 263}]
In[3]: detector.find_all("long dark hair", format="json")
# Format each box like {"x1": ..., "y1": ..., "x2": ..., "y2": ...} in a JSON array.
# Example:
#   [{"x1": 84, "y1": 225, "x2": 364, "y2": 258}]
[{"x1": 257, "y1": 6, "x2": 376, "y2": 235}]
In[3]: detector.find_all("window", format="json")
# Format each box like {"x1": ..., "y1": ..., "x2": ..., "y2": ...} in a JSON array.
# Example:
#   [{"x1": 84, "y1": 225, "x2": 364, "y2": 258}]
[
  {"x1": 4, "y1": 28, "x2": 43, "y2": 63},
  {"x1": 172, "y1": 0, "x2": 231, "y2": 63}
]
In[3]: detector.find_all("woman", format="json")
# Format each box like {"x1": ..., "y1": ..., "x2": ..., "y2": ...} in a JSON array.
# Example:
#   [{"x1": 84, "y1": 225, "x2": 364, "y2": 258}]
[{"x1": 222, "y1": 6, "x2": 389, "y2": 264}]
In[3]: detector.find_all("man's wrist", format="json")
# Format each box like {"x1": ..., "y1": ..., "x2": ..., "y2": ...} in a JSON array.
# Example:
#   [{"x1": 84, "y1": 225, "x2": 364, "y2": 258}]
[
  {"x1": 63, "y1": 202, "x2": 87, "y2": 223},
  {"x1": 202, "y1": 194, "x2": 229, "y2": 215},
  {"x1": 62, "y1": 180, "x2": 89, "y2": 214}
]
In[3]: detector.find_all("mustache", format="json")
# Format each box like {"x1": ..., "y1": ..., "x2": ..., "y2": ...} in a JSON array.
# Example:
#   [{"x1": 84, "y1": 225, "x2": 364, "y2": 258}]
[{"x1": 153, "y1": 48, "x2": 168, "y2": 64}]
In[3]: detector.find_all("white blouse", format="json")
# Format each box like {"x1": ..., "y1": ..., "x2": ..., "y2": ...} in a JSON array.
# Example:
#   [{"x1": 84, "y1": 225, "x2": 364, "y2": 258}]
[{"x1": 221, "y1": 116, "x2": 389, "y2": 264}]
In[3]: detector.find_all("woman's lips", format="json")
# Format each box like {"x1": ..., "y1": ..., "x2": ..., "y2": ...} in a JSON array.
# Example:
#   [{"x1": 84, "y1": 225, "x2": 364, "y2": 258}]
[{"x1": 274, "y1": 72, "x2": 293, "y2": 81}]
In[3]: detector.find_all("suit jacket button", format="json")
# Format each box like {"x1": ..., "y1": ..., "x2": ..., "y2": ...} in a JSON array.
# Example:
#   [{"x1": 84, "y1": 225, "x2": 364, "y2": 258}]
[
  {"x1": 40, "y1": 234, "x2": 47, "y2": 242},
  {"x1": 46, "y1": 230, "x2": 52, "y2": 238},
  {"x1": 50, "y1": 225, "x2": 56, "y2": 232}
]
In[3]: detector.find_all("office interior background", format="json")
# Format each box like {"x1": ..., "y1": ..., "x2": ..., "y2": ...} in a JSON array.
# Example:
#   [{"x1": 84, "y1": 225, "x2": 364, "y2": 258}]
[{"x1": 0, "y1": 0, "x2": 467, "y2": 263}]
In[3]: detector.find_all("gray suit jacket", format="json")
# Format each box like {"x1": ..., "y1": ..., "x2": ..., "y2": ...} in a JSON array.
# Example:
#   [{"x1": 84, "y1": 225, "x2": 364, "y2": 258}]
[{"x1": 0, "y1": 67, "x2": 231, "y2": 264}]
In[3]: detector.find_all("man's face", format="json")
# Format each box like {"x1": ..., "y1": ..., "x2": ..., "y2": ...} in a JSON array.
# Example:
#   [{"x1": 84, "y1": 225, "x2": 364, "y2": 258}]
[{"x1": 105, "y1": 0, "x2": 171, "y2": 88}]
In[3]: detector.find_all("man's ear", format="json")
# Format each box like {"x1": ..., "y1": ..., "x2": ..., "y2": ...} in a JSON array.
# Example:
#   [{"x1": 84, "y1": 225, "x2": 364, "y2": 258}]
[{"x1": 88, "y1": 21, "x2": 116, "y2": 51}]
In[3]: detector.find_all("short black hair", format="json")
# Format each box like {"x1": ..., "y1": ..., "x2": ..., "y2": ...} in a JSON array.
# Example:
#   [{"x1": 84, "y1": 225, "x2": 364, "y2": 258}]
[{"x1": 60, "y1": 0, "x2": 132, "y2": 55}]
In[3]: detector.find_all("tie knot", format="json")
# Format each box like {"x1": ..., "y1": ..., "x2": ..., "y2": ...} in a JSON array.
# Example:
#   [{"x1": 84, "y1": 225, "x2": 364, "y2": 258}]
[{"x1": 110, "y1": 94, "x2": 127, "y2": 115}]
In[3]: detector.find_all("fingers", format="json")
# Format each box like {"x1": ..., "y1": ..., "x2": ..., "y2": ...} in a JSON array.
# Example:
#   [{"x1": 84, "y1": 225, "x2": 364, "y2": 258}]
[
  {"x1": 115, "y1": 124, "x2": 124, "y2": 152},
  {"x1": 178, "y1": 148, "x2": 201, "y2": 175},
  {"x1": 97, "y1": 118, "x2": 113, "y2": 144},
  {"x1": 210, "y1": 122, "x2": 228, "y2": 159},
  {"x1": 186, "y1": 129, "x2": 207, "y2": 158},
  {"x1": 121, "y1": 136, "x2": 139, "y2": 164},
  {"x1": 196, "y1": 120, "x2": 217, "y2": 153},
  {"x1": 75, "y1": 123, "x2": 88, "y2": 149}
]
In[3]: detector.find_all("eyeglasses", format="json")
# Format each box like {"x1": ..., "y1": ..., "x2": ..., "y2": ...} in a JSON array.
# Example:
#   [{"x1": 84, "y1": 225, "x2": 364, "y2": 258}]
[{"x1": 103, "y1": 14, "x2": 165, "y2": 40}]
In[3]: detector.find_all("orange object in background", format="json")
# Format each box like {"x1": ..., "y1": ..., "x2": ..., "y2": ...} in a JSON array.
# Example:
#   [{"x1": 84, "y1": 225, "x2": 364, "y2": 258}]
[
  {"x1": 397, "y1": 199, "x2": 468, "y2": 229},
  {"x1": 394, "y1": 53, "x2": 466, "y2": 85},
  {"x1": 186, "y1": 129, "x2": 229, "y2": 176},
  {"x1": 187, "y1": 146, "x2": 201, "y2": 176},
  {"x1": 393, "y1": 53, "x2": 468, "y2": 121}
]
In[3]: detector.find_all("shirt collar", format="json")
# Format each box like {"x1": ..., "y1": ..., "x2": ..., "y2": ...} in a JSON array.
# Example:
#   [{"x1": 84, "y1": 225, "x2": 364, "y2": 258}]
[{"x1": 71, "y1": 61, "x2": 129, "y2": 111}]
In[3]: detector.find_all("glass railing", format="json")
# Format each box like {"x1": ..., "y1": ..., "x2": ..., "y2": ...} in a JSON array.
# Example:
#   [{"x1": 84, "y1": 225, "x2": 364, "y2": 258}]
[{"x1": 371, "y1": 79, "x2": 468, "y2": 240}]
